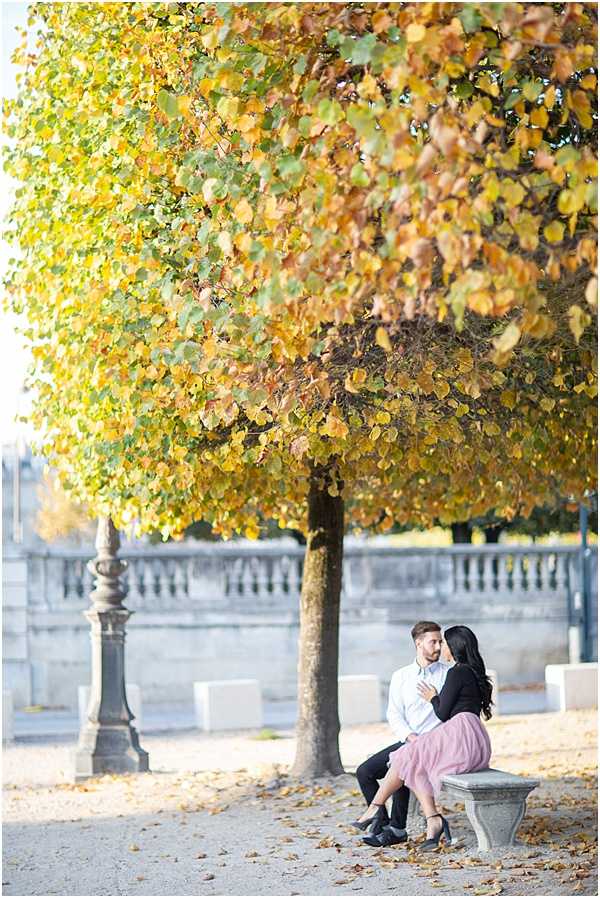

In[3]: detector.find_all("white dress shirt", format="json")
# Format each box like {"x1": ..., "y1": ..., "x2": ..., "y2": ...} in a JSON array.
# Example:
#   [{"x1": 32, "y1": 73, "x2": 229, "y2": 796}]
[{"x1": 386, "y1": 659, "x2": 453, "y2": 742}]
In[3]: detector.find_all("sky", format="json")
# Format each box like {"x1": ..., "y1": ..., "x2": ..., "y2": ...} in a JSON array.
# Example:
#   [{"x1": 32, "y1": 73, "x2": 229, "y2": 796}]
[{"x1": 2, "y1": 1, "x2": 34, "y2": 443}]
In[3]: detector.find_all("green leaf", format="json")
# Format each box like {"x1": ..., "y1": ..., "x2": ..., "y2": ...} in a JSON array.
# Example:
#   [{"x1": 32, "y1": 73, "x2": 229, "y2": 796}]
[
  {"x1": 347, "y1": 105, "x2": 376, "y2": 138},
  {"x1": 455, "y1": 81, "x2": 474, "y2": 99},
  {"x1": 350, "y1": 163, "x2": 370, "y2": 187},
  {"x1": 316, "y1": 98, "x2": 344, "y2": 126},
  {"x1": 293, "y1": 54, "x2": 307, "y2": 75},
  {"x1": 504, "y1": 90, "x2": 522, "y2": 110},
  {"x1": 339, "y1": 33, "x2": 379, "y2": 66},
  {"x1": 157, "y1": 88, "x2": 180, "y2": 118},
  {"x1": 302, "y1": 80, "x2": 319, "y2": 103},
  {"x1": 277, "y1": 155, "x2": 304, "y2": 178},
  {"x1": 459, "y1": 6, "x2": 483, "y2": 33}
]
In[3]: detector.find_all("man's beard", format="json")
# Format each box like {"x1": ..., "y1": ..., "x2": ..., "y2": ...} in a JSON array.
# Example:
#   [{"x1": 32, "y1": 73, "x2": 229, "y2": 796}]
[{"x1": 425, "y1": 651, "x2": 441, "y2": 661}]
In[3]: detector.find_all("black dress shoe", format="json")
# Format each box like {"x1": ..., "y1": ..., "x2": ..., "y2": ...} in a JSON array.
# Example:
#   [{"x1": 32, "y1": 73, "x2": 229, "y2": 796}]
[{"x1": 362, "y1": 825, "x2": 408, "y2": 848}]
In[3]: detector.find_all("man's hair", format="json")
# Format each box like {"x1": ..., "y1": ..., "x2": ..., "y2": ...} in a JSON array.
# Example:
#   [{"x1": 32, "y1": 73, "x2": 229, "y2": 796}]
[{"x1": 411, "y1": 621, "x2": 442, "y2": 642}]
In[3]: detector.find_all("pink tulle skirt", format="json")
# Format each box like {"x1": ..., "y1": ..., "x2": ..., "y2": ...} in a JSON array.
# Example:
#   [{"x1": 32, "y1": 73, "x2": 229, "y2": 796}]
[{"x1": 388, "y1": 712, "x2": 491, "y2": 796}]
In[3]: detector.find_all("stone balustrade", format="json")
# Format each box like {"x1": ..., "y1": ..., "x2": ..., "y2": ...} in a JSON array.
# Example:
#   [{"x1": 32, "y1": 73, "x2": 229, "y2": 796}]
[{"x1": 20, "y1": 543, "x2": 582, "y2": 614}]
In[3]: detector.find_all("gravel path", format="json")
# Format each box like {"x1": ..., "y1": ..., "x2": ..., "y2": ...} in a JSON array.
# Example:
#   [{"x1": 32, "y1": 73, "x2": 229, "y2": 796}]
[{"x1": 3, "y1": 710, "x2": 597, "y2": 896}]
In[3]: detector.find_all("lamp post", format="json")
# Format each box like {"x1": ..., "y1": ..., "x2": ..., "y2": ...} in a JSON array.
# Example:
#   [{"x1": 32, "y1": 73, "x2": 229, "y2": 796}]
[
  {"x1": 579, "y1": 501, "x2": 593, "y2": 663},
  {"x1": 73, "y1": 516, "x2": 149, "y2": 781}
]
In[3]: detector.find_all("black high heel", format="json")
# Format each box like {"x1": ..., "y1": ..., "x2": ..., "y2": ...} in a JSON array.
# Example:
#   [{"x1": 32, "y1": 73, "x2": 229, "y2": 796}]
[
  {"x1": 419, "y1": 813, "x2": 452, "y2": 850},
  {"x1": 351, "y1": 802, "x2": 384, "y2": 831}
]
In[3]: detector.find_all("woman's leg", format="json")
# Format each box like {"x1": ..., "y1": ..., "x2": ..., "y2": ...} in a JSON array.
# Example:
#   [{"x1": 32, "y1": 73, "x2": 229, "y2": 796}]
[
  {"x1": 412, "y1": 787, "x2": 442, "y2": 838},
  {"x1": 357, "y1": 766, "x2": 404, "y2": 823}
]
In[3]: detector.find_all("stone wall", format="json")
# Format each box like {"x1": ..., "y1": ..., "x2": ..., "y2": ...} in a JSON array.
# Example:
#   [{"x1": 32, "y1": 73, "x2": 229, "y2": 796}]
[{"x1": 5, "y1": 541, "x2": 593, "y2": 710}]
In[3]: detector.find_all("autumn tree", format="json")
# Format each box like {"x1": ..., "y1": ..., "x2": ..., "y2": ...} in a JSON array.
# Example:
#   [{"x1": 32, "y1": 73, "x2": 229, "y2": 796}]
[{"x1": 5, "y1": 2, "x2": 597, "y2": 775}]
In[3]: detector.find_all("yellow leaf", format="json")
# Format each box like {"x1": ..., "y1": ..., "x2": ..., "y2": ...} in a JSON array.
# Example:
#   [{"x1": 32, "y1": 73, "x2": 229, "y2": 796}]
[
  {"x1": 530, "y1": 106, "x2": 548, "y2": 128},
  {"x1": 493, "y1": 322, "x2": 521, "y2": 353},
  {"x1": 177, "y1": 95, "x2": 192, "y2": 117},
  {"x1": 500, "y1": 180, "x2": 525, "y2": 207},
  {"x1": 234, "y1": 198, "x2": 253, "y2": 225},
  {"x1": 543, "y1": 221, "x2": 564, "y2": 243},
  {"x1": 321, "y1": 412, "x2": 349, "y2": 439},
  {"x1": 433, "y1": 380, "x2": 450, "y2": 400},
  {"x1": 375, "y1": 327, "x2": 392, "y2": 352},
  {"x1": 344, "y1": 374, "x2": 359, "y2": 394},
  {"x1": 406, "y1": 23, "x2": 426, "y2": 43},
  {"x1": 568, "y1": 305, "x2": 591, "y2": 343},
  {"x1": 557, "y1": 186, "x2": 586, "y2": 215},
  {"x1": 217, "y1": 231, "x2": 232, "y2": 255},
  {"x1": 245, "y1": 521, "x2": 260, "y2": 540},
  {"x1": 483, "y1": 421, "x2": 501, "y2": 436}
]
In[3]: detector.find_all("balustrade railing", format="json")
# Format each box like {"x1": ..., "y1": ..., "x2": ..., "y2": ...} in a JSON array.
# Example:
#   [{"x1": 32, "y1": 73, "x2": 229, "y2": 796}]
[{"x1": 21, "y1": 542, "x2": 587, "y2": 614}]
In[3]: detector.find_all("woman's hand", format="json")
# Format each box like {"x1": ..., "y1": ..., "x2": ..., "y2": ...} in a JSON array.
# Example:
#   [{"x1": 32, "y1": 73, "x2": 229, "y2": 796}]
[{"x1": 417, "y1": 681, "x2": 438, "y2": 702}]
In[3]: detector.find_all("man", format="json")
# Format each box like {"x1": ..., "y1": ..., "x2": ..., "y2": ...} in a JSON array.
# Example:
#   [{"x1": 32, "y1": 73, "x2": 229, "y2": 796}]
[{"x1": 355, "y1": 621, "x2": 452, "y2": 847}]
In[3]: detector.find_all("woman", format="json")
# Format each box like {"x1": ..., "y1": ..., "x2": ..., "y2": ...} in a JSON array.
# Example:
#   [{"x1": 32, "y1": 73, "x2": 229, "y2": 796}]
[{"x1": 352, "y1": 625, "x2": 493, "y2": 849}]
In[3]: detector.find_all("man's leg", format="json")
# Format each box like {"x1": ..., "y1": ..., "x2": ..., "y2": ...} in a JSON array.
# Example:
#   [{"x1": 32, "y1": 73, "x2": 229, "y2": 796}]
[
  {"x1": 355, "y1": 742, "x2": 403, "y2": 833},
  {"x1": 361, "y1": 743, "x2": 410, "y2": 847},
  {"x1": 390, "y1": 782, "x2": 411, "y2": 831}
]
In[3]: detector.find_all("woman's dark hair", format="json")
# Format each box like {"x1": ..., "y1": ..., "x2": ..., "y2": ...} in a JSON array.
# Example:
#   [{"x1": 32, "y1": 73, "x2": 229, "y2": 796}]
[{"x1": 444, "y1": 625, "x2": 494, "y2": 720}]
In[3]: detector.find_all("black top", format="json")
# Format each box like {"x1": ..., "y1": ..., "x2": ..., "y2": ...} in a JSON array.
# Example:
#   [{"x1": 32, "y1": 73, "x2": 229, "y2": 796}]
[{"x1": 431, "y1": 663, "x2": 484, "y2": 721}]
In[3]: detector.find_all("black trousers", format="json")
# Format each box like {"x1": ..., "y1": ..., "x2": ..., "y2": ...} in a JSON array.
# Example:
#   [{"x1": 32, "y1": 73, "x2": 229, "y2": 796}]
[{"x1": 355, "y1": 741, "x2": 411, "y2": 830}]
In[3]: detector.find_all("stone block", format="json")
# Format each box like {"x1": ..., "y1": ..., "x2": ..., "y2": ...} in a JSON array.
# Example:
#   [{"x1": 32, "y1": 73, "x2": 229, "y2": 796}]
[
  {"x1": 194, "y1": 679, "x2": 262, "y2": 732},
  {"x1": 442, "y1": 768, "x2": 539, "y2": 851},
  {"x1": 338, "y1": 675, "x2": 382, "y2": 726},
  {"x1": 545, "y1": 662, "x2": 598, "y2": 711},
  {"x1": 3, "y1": 690, "x2": 14, "y2": 743},
  {"x1": 78, "y1": 683, "x2": 143, "y2": 731}
]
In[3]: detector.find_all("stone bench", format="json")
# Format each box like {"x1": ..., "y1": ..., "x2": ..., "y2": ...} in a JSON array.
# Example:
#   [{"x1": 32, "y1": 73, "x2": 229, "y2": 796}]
[
  {"x1": 338, "y1": 675, "x2": 381, "y2": 726},
  {"x1": 194, "y1": 679, "x2": 262, "y2": 732},
  {"x1": 78, "y1": 684, "x2": 143, "y2": 732},
  {"x1": 441, "y1": 768, "x2": 539, "y2": 851},
  {"x1": 545, "y1": 662, "x2": 598, "y2": 711}
]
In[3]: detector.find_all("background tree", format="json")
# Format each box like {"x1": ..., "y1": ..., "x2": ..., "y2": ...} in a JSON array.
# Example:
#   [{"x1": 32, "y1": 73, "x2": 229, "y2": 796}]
[
  {"x1": 5, "y1": 2, "x2": 597, "y2": 775},
  {"x1": 35, "y1": 472, "x2": 95, "y2": 545}
]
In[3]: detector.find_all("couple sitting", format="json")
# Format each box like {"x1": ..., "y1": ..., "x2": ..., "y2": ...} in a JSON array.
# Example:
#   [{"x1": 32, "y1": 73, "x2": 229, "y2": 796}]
[{"x1": 354, "y1": 621, "x2": 493, "y2": 850}]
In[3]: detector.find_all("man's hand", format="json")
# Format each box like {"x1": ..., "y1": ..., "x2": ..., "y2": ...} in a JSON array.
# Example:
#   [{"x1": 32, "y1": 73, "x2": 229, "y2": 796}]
[
  {"x1": 416, "y1": 681, "x2": 438, "y2": 702},
  {"x1": 405, "y1": 733, "x2": 419, "y2": 743}
]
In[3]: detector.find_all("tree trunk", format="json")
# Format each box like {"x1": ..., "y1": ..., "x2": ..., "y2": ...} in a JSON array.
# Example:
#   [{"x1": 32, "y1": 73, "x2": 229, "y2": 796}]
[
  {"x1": 451, "y1": 521, "x2": 473, "y2": 543},
  {"x1": 291, "y1": 462, "x2": 345, "y2": 778},
  {"x1": 484, "y1": 525, "x2": 502, "y2": 544}
]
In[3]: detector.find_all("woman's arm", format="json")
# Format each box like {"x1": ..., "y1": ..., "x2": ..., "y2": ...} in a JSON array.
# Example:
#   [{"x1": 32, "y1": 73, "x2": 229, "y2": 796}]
[{"x1": 430, "y1": 667, "x2": 462, "y2": 721}]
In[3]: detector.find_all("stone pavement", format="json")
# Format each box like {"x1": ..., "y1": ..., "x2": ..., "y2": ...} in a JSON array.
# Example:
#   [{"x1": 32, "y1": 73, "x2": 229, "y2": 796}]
[{"x1": 3, "y1": 710, "x2": 597, "y2": 896}]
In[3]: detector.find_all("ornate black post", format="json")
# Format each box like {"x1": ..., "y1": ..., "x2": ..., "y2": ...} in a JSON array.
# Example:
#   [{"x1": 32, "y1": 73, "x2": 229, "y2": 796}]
[{"x1": 73, "y1": 517, "x2": 149, "y2": 781}]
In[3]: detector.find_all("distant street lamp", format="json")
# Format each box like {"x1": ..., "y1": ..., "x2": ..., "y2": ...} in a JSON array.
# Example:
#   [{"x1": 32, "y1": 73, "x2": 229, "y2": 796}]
[{"x1": 73, "y1": 516, "x2": 149, "y2": 780}]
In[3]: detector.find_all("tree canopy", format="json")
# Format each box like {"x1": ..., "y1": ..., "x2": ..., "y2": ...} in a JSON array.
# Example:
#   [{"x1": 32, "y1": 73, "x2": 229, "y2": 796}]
[{"x1": 5, "y1": 2, "x2": 597, "y2": 540}]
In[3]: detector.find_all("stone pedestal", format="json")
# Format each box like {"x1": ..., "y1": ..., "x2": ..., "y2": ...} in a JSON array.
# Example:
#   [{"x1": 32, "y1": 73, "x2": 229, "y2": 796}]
[
  {"x1": 194, "y1": 679, "x2": 262, "y2": 731},
  {"x1": 73, "y1": 518, "x2": 148, "y2": 781},
  {"x1": 545, "y1": 662, "x2": 598, "y2": 711},
  {"x1": 338, "y1": 675, "x2": 382, "y2": 725},
  {"x1": 442, "y1": 769, "x2": 539, "y2": 851},
  {"x1": 3, "y1": 690, "x2": 14, "y2": 743}
]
